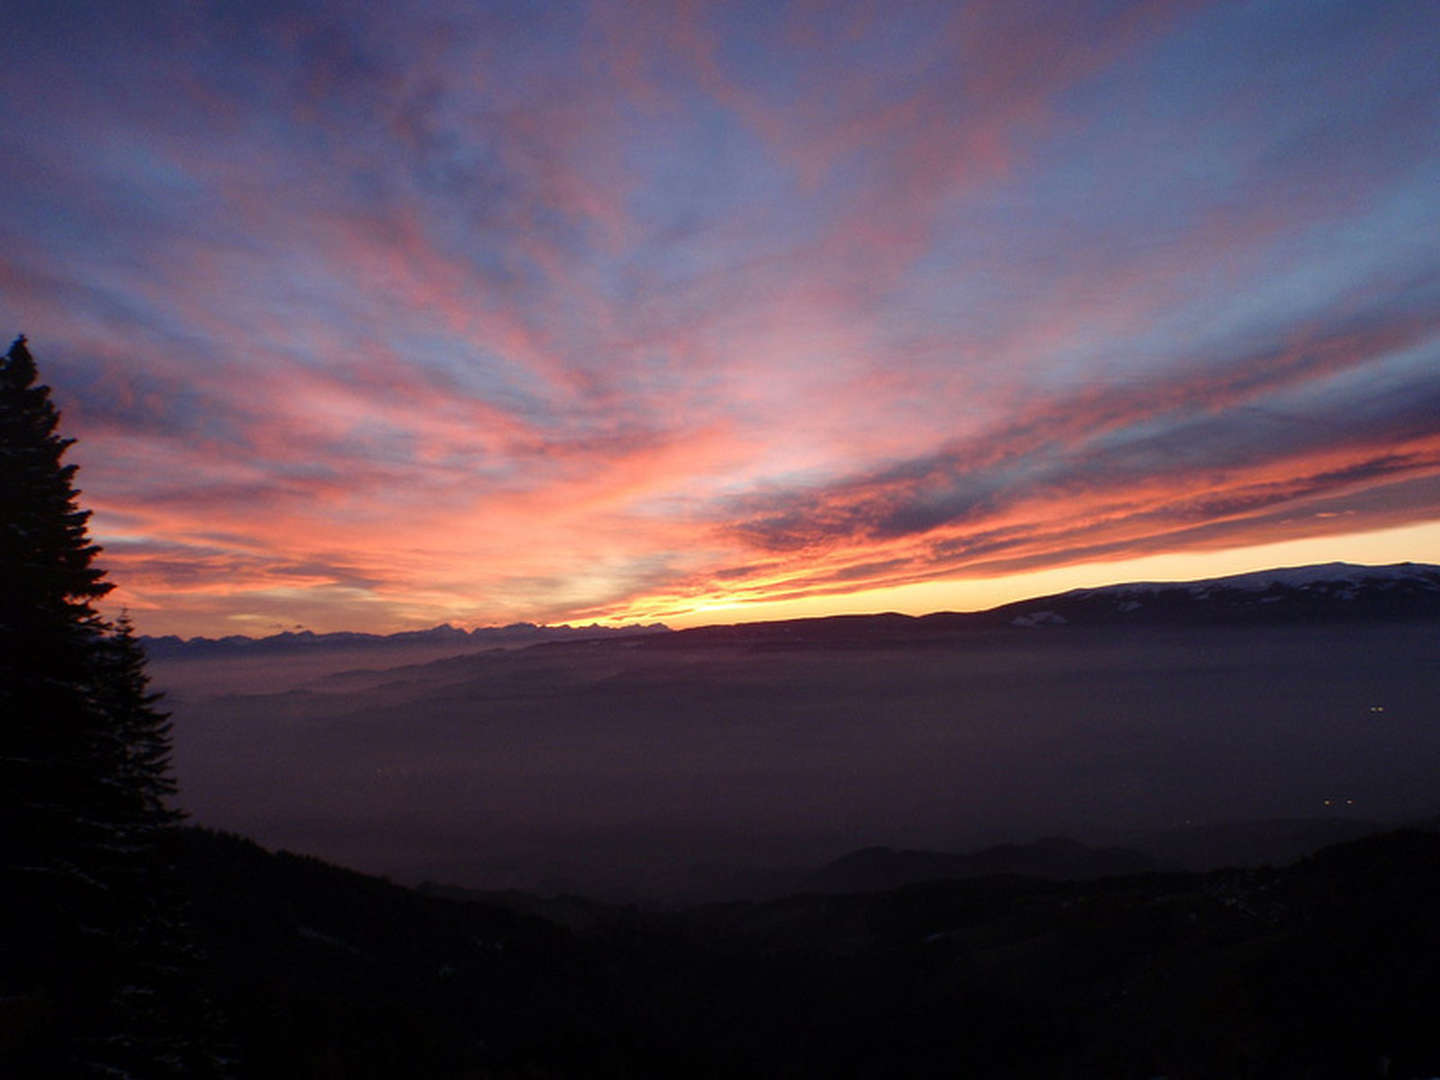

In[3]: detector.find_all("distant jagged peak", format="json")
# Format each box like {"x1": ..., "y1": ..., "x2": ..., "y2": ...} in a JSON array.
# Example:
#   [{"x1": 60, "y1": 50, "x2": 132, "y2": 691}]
[{"x1": 140, "y1": 620, "x2": 671, "y2": 659}]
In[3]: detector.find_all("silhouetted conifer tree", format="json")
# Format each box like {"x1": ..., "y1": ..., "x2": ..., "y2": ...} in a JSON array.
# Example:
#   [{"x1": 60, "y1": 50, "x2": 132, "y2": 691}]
[
  {"x1": 2, "y1": 334, "x2": 114, "y2": 1000},
  {"x1": 1, "y1": 337, "x2": 227, "y2": 1078},
  {"x1": 92, "y1": 614, "x2": 184, "y2": 838}
]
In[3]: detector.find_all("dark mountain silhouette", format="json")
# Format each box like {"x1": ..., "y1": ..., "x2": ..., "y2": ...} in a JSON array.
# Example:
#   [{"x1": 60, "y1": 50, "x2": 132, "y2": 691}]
[
  {"x1": 1127, "y1": 815, "x2": 1396, "y2": 871},
  {"x1": 642, "y1": 561, "x2": 1440, "y2": 650},
  {"x1": 977, "y1": 561, "x2": 1440, "y2": 628}
]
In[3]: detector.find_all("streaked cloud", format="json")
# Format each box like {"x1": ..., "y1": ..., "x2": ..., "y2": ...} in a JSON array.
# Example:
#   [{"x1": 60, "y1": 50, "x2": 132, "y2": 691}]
[{"x1": 2, "y1": 0, "x2": 1436, "y2": 635}]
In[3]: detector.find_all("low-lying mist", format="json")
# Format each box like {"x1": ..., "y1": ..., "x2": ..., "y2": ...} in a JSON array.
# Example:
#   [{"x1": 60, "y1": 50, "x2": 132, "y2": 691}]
[{"x1": 154, "y1": 621, "x2": 1440, "y2": 901}]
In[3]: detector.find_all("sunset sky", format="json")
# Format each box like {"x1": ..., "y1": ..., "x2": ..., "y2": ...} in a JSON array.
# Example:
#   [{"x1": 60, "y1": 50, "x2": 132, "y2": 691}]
[{"x1": 3, "y1": 0, "x2": 1438, "y2": 638}]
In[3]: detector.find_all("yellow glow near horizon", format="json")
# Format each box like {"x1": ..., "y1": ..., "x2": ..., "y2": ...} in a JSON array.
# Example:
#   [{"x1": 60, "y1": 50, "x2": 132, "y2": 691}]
[{"x1": 652, "y1": 519, "x2": 1440, "y2": 628}]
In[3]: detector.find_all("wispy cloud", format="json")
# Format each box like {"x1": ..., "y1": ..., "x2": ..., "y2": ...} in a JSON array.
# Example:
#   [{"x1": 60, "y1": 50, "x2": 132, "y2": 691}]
[{"x1": 3, "y1": 0, "x2": 1437, "y2": 634}]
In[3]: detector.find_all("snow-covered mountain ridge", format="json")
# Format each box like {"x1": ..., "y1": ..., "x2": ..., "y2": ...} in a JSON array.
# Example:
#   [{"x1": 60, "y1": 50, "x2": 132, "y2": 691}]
[
  {"x1": 988, "y1": 561, "x2": 1440, "y2": 627},
  {"x1": 1065, "y1": 561, "x2": 1440, "y2": 598},
  {"x1": 141, "y1": 620, "x2": 670, "y2": 659}
]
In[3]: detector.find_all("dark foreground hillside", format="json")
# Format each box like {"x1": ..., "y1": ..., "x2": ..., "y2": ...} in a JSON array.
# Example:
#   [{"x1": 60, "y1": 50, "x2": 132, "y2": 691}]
[{"x1": 173, "y1": 826, "x2": 1440, "y2": 1079}]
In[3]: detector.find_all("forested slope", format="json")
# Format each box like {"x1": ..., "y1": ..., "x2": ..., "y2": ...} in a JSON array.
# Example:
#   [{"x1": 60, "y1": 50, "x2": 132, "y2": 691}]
[{"x1": 174, "y1": 826, "x2": 1440, "y2": 1079}]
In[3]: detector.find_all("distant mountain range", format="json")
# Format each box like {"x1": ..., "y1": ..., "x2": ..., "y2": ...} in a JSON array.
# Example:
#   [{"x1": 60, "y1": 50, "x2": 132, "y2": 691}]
[
  {"x1": 797, "y1": 817, "x2": 1403, "y2": 895},
  {"x1": 142, "y1": 561, "x2": 1439, "y2": 658},
  {"x1": 140, "y1": 620, "x2": 670, "y2": 659},
  {"x1": 410, "y1": 818, "x2": 1415, "y2": 906}
]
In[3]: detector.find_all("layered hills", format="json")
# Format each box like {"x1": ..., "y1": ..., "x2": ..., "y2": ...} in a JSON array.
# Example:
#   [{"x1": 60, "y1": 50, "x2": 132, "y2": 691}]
[
  {"x1": 175, "y1": 824, "x2": 1440, "y2": 1079},
  {"x1": 152, "y1": 560, "x2": 1440, "y2": 902}
]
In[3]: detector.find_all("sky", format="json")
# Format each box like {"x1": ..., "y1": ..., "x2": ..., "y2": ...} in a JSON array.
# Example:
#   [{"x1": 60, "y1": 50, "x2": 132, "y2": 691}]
[{"x1": 2, "y1": 0, "x2": 1438, "y2": 638}]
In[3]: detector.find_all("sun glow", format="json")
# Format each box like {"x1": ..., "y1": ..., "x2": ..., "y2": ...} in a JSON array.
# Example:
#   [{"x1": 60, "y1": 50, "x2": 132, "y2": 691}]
[{"x1": 599, "y1": 519, "x2": 1440, "y2": 629}]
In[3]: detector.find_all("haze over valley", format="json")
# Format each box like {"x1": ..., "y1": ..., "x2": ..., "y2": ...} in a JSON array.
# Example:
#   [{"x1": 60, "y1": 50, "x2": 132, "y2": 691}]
[{"x1": 153, "y1": 562, "x2": 1440, "y2": 901}]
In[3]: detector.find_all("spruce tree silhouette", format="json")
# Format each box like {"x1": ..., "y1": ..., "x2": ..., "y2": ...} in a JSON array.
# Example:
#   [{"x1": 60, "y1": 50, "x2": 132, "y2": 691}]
[
  {"x1": 2, "y1": 334, "x2": 116, "y2": 1002},
  {"x1": 1, "y1": 337, "x2": 225, "y2": 1078}
]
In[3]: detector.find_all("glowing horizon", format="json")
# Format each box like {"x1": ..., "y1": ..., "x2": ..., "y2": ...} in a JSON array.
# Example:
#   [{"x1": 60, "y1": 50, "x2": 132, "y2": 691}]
[{"x1": 3, "y1": 1, "x2": 1437, "y2": 639}]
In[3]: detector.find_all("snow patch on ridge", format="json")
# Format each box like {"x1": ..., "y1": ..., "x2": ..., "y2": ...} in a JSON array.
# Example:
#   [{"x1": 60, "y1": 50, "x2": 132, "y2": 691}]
[{"x1": 1063, "y1": 562, "x2": 1440, "y2": 601}]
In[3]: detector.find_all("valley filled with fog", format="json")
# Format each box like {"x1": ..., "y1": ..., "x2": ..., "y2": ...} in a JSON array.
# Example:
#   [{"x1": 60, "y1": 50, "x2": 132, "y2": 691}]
[{"x1": 154, "y1": 618, "x2": 1440, "y2": 902}]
